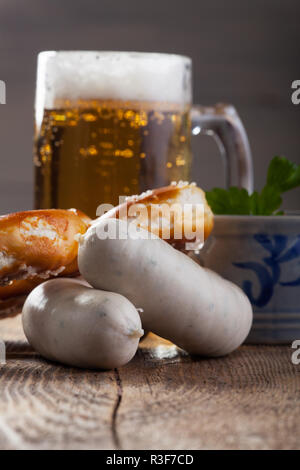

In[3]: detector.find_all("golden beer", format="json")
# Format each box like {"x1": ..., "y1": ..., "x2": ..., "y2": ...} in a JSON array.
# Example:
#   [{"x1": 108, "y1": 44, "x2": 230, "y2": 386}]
[
  {"x1": 34, "y1": 52, "x2": 193, "y2": 217},
  {"x1": 34, "y1": 99, "x2": 191, "y2": 216}
]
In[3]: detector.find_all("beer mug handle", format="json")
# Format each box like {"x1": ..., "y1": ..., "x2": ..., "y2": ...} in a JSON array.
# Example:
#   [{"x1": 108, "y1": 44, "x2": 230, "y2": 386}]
[{"x1": 191, "y1": 103, "x2": 253, "y2": 192}]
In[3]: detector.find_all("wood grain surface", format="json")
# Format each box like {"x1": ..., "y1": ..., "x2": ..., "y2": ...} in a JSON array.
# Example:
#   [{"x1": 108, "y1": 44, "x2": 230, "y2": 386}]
[{"x1": 0, "y1": 315, "x2": 299, "y2": 450}]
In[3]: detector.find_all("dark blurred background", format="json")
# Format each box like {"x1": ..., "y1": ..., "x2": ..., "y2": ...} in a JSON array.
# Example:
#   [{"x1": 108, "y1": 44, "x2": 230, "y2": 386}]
[{"x1": 0, "y1": 0, "x2": 299, "y2": 214}]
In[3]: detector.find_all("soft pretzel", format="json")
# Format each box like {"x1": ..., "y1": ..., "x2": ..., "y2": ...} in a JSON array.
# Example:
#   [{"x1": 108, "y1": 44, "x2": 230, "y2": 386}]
[
  {"x1": 0, "y1": 183, "x2": 213, "y2": 317},
  {"x1": 0, "y1": 209, "x2": 91, "y2": 287},
  {"x1": 98, "y1": 182, "x2": 214, "y2": 250}
]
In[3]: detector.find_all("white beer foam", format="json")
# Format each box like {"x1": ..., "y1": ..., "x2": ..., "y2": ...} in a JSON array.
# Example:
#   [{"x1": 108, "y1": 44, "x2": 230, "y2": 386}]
[{"x1": 37, "y1": 51, "x2": 192, "y2": 109}]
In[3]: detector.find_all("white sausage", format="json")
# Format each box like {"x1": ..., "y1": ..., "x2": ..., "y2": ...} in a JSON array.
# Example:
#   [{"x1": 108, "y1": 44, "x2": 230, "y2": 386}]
[
  {"x1": 78, "y1": 219, "x2": 252, "y2": 356},
  {"x1": 22, "y1": 278, "x2": 143, "y2": 369}
]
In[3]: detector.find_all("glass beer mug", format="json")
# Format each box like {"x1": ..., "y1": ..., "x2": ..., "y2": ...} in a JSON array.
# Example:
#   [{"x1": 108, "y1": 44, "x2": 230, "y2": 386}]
[{"x1": 34, "y1": 51, "x2": 253, "y2": 217}]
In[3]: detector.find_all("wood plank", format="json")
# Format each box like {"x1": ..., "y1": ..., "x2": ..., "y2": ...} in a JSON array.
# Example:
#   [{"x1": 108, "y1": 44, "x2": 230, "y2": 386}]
[
  {"x1": 1, "y1": 316, "x2": 300, "y2": 450},
  {"x1": 0, "y1": 316, "x2": 118, "y2": 450},
  {"x1": 118, "y1": 336, "x2": 300, "y2": 450}
]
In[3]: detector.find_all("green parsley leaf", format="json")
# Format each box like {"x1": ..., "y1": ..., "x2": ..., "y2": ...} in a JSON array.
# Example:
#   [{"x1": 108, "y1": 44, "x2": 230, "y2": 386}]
[
  {"x1": 205, "y1": 156, "x2": 299, "y2": 215},
  {"x1": 267, "y1": 156, "x2": 300, "y2": 193},
  {"x1": 206, "y1": 187, "x2": 252, "y2": 215},
  {"x1": 250, "y1": 186, "x2": 282, "y2": 215}
]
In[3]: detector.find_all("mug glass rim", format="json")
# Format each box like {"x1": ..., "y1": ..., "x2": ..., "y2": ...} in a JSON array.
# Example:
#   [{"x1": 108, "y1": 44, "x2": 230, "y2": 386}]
[
  {"x1": 37, "y1": 50, "x2": 192, "y2": 64},
  {"x1": 35, "y1": 50, "x2": 193, "y2": 117}
]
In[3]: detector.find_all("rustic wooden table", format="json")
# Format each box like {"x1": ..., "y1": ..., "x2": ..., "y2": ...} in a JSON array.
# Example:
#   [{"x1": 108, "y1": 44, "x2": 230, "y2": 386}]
[{"x1": 0, "y1": 314, "x2": 299, "y2": 450}]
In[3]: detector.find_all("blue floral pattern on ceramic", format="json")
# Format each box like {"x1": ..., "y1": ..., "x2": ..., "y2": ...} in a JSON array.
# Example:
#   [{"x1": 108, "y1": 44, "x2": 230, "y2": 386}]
[{"x1": 233, "y1": 234, "x2": 300, "y2": 307}]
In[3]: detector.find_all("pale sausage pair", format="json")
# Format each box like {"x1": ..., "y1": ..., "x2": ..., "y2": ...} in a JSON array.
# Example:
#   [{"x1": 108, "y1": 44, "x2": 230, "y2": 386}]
[{"x1": 23, "y1": 218, "x2": 252, "y2": 369}]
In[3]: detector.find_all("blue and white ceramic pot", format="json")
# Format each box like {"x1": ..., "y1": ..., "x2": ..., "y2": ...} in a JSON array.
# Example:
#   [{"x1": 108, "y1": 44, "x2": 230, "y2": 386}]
[{"x1": 199, "y1": 215, "x2": 300, "y2": 343}]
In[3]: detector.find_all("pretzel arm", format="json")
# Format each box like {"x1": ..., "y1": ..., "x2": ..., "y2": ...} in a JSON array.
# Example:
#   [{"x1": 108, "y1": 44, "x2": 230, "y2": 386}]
[
  {"x1": 99, "y1": 182, "x2": 214, "y2": 249},
  {"x1": 0, "y1": 209, "x2": 91, "y2": 286}
]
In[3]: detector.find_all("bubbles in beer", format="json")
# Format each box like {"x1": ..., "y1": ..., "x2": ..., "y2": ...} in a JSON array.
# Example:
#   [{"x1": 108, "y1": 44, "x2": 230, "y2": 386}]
[{"x1": 34, "y1": 99, "x2": 191, "y2": 217}]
